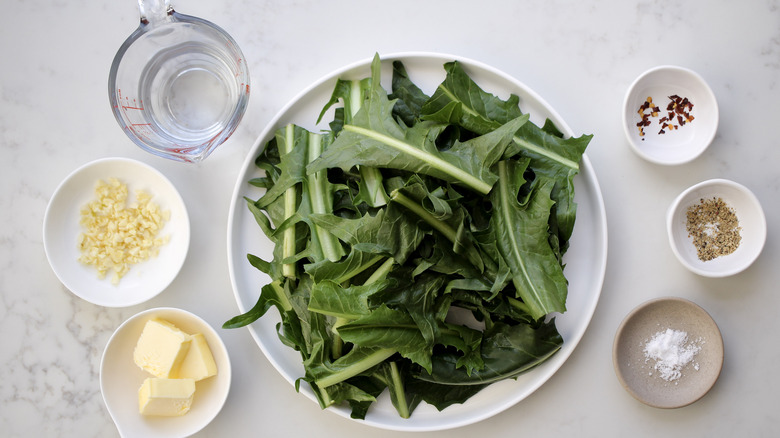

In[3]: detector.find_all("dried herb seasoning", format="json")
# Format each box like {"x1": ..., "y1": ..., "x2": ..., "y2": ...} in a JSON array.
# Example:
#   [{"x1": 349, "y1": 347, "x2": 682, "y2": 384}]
[{"x1": 685, "y1": 197, "x2": 741, "y2": 261}]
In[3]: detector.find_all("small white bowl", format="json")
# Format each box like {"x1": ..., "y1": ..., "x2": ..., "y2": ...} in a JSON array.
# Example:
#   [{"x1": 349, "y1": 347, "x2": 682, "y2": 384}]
[
  {"x1": 43, "y1": 157, "x2": 190, "y2": 307},
  {"x1": 623, "y1": 65, "x2": 718, "y2": 165},
  {"x1": 100, "y1": 307, "x2": 231, "y2": 438},
  {"x1": 667, "y1": 179, "x2": 766, "y2": 277}
]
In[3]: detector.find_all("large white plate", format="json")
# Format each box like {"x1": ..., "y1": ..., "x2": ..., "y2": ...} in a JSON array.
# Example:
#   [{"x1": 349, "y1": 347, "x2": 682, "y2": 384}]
[{"x1": 227, "y1": 52, "x2": 607, "y2": 431}]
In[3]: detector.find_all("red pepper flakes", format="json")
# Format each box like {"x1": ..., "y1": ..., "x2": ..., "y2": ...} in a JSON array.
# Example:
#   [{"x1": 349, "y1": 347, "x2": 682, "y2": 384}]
[
  {"x1": 636, "y1": 94, "x2": 694, "y2": 139},
  {"x1": 636, "y1": 97, "x2": 661, "y2": 139},
  {"x1": 659, "y1": 94, "x2": 694, "y2": 134}
]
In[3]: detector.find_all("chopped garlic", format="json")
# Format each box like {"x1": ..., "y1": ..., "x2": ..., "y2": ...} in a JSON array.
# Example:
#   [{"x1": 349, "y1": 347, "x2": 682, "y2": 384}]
[{"x1": 78, "y1": 178, "x2": 169, "y2": 284}]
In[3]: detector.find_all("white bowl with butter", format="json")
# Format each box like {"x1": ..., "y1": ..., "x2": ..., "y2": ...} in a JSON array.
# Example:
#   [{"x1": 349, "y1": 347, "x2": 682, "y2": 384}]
[
  {"x1": 43, "y1": 157, "x2": 190, "y2": 307},
  {"x1": 100, "y1": 307, "x2": 231, "y2": 437}
]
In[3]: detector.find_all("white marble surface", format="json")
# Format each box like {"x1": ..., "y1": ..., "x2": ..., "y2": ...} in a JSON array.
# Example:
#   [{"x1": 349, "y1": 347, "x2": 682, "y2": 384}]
[{"x1": 2, "y1": 0, "x2": 779, "y2": 436}]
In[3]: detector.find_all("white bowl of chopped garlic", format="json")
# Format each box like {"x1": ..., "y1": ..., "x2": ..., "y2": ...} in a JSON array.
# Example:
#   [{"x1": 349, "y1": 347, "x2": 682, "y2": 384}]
[
  {"x1": 623, "y1": 65, "x2": 719, "y2": 165},
  {"x1": 667, "y1": 178, "x2": 766, "y2": 277},
  {"x1": 43, "y1": 157, "x2": 190, "y2": 306}
]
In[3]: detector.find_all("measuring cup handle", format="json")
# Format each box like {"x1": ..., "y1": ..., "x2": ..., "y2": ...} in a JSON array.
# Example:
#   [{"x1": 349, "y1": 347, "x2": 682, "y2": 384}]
[{"x1": 138, "y1": 0, "x2": 174, "y2": 26}]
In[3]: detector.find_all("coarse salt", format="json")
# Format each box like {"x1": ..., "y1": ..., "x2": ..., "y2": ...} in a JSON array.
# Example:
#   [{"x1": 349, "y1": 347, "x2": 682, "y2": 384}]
[{"x1": 643, "y1": 328, "x2": 702, "y2": 383}]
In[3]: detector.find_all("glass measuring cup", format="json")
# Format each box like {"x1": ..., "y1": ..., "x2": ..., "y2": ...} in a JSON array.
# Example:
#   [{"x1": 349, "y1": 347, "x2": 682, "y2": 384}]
[{"x1": 109, "y1": 0, "x2": 250, "y2": 162}]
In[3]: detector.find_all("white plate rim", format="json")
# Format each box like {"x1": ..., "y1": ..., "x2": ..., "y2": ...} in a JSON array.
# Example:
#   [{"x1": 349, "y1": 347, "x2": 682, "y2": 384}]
[
  {"x1": 42, "y1": 156, "x2": 190, "y2": 307},
  {"x1": 226, "y1": 51, "x2": 608, "y2": 431}
]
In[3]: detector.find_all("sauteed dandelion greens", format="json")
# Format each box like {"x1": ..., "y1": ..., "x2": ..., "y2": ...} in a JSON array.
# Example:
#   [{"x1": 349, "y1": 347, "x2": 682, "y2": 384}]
[{"x1": 224, "y1": 54, "x2": 592, "y2": 419}]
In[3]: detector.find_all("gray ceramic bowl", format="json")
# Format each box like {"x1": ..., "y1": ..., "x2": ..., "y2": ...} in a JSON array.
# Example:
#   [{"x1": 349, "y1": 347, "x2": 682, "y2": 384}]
[{"x1": 613, "y1": 297, "x2": 724, "y2": 408}]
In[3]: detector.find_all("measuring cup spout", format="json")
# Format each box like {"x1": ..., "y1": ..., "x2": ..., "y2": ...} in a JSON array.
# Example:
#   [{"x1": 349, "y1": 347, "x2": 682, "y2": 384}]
[{"x1": 138, "y1": 0, "x2": 174, "y2": 26}]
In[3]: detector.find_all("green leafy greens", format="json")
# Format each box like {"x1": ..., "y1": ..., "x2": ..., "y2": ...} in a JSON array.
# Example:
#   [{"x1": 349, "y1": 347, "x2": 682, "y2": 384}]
[{"x1": 225, "y1": 54, "x2": 592, "y2": 419}]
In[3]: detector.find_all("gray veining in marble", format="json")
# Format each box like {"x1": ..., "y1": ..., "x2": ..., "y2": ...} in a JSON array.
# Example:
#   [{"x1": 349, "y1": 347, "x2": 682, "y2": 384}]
[{"x1": 2, "y1": 0, "x2": 779, "y2": 436}]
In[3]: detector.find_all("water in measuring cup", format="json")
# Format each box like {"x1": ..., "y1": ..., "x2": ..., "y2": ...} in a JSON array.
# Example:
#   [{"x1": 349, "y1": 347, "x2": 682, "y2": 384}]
[{"x1": 138, "y1": 41, "x2": 239, "y2": 145}]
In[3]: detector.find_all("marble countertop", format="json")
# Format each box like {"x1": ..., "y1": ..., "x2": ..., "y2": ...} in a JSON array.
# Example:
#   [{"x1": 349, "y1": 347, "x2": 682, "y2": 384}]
[{"x1": 3, "y1": 0, "x2": 779, "y2": 436}]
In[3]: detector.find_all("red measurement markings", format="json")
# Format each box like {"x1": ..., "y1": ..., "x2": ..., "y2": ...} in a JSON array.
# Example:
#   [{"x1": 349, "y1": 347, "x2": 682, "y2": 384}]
[
  {"x1": 116, "y1": 89, "x2": 150, "y2": 127},
  {"x1": 234, "y1": 58, "x2": 243, "y2": 77},
  {"x1": 117, "y1": 89, "x2": 144, "y2": 109}
]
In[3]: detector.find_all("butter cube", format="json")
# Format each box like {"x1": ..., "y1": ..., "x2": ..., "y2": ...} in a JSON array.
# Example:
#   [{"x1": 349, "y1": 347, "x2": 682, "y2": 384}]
[
  {"x1": 138, "y1": 378, "x2": 196, "y2": 416},
  {"x1": 133, "y1": 319, "x2": 191, "y2": 378},
  {"x1": 178, "y1": 333, "x2": 218, "y2": 381}
]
